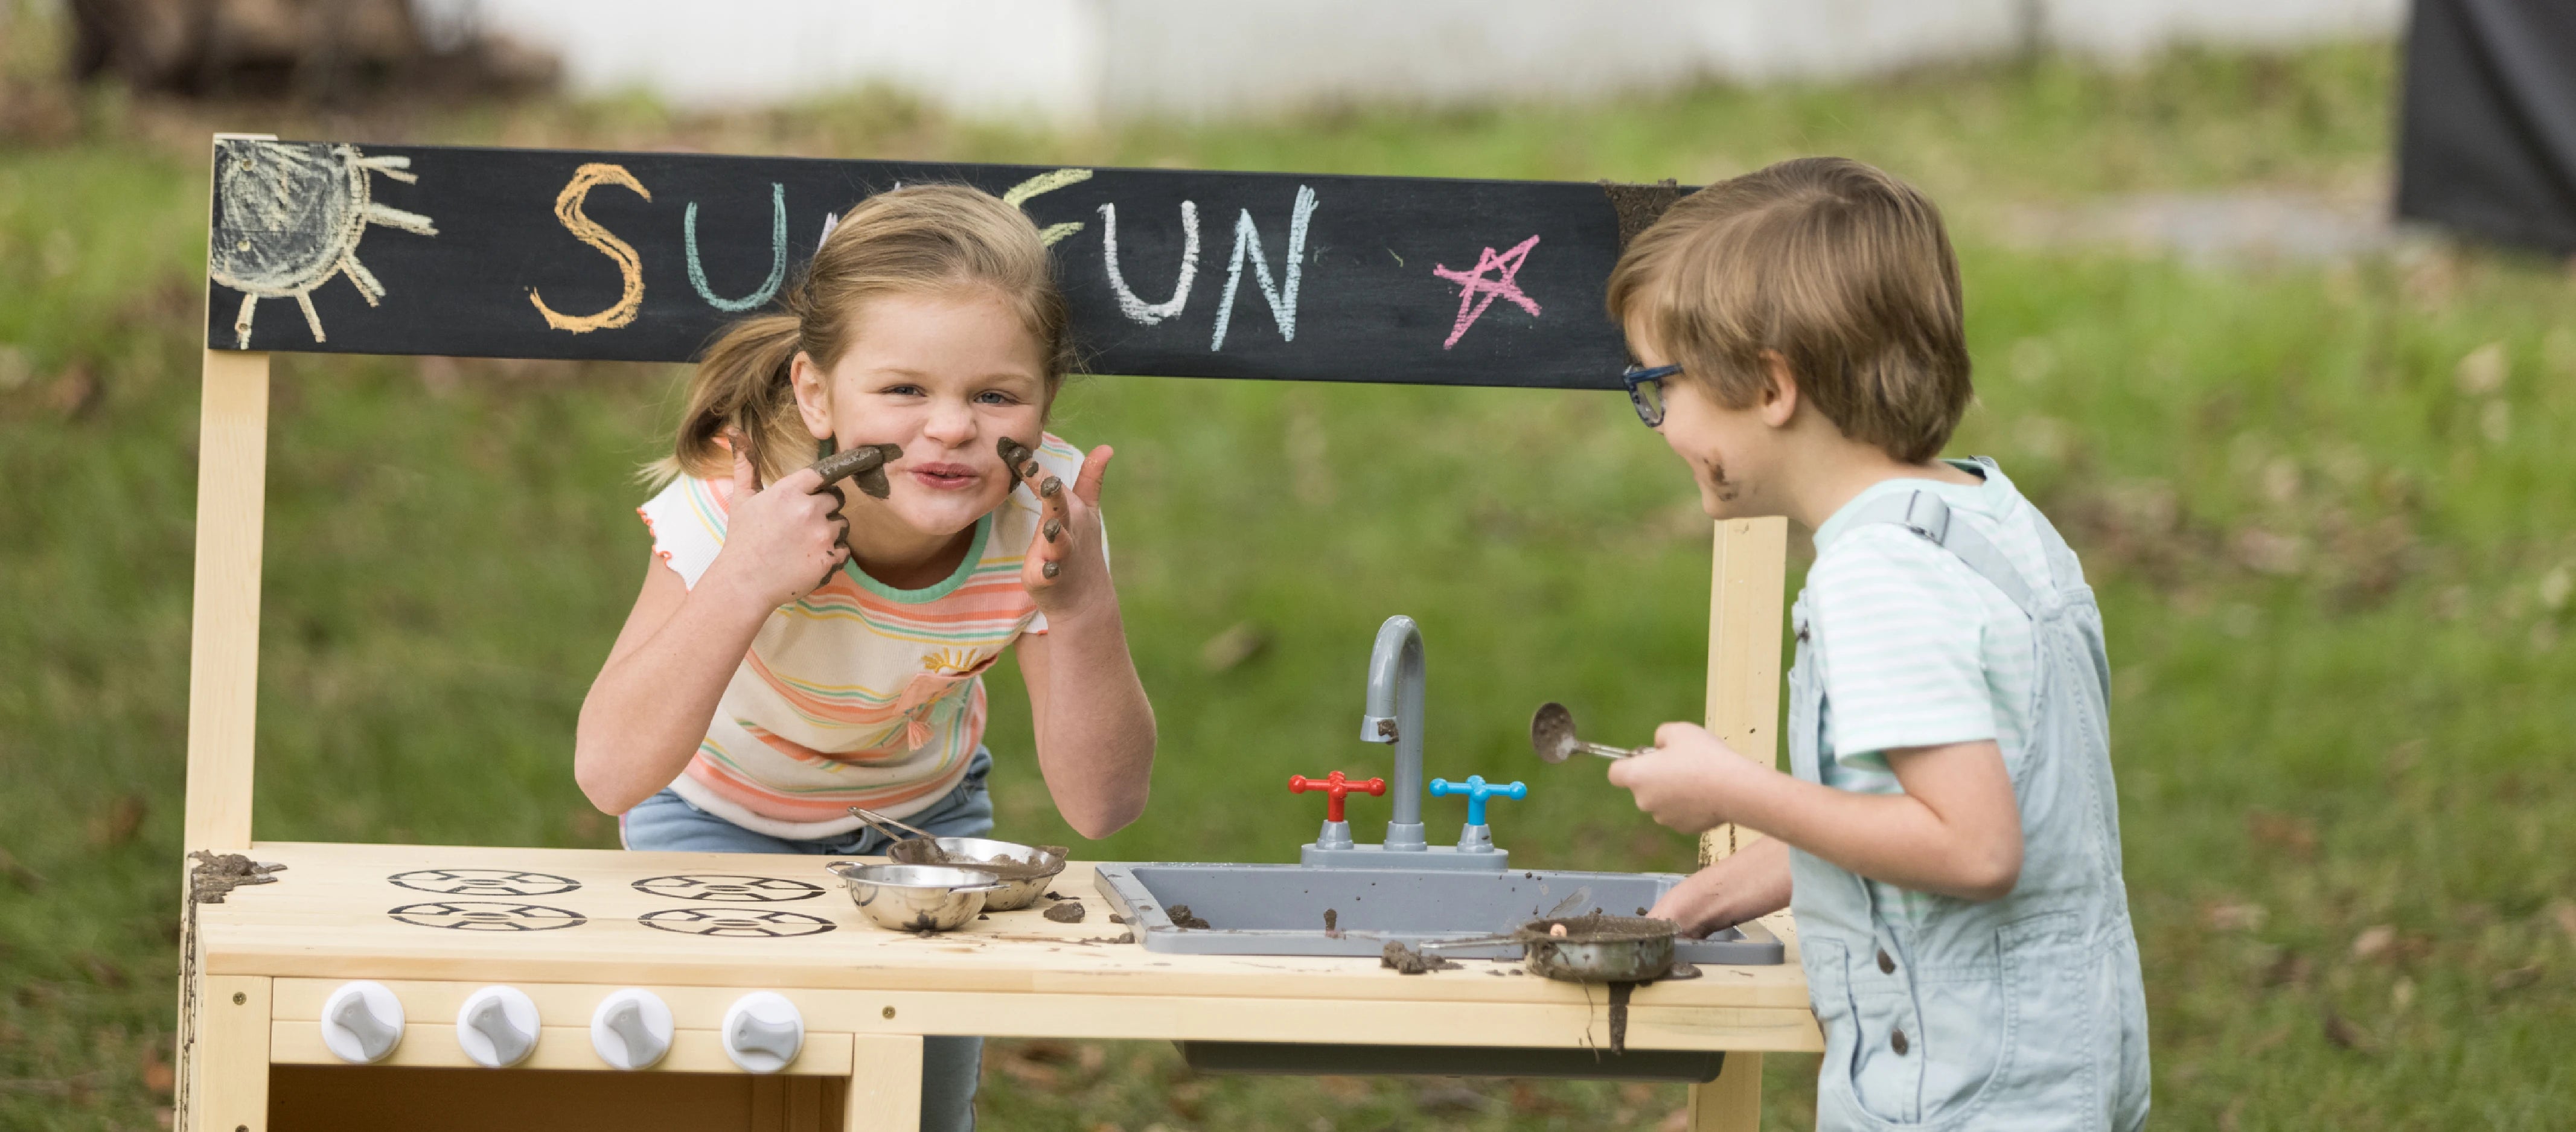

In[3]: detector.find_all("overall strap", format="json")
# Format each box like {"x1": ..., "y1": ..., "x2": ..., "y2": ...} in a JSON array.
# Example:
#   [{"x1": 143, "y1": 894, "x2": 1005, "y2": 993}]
[{"x1": 1843, "y1": 489, "x2": 2040, "y2": 616}]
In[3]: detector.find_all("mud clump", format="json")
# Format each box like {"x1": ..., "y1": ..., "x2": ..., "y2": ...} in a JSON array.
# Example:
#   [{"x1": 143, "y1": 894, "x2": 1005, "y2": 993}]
[
  {"x1": 1380, "y1": 942, "x2": 1460, "y2": 975},
  {"x1": 1167, "y1": 904, "x2": 1212, "y2": 930},
  {"x1": 1043, "y1": 901, "x2": 1086, "y2": 924}
]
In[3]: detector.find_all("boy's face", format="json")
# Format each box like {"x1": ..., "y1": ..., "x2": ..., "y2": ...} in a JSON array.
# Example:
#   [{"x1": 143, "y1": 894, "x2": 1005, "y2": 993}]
[{"x1": 1626, "y1": 321, "x2": 1782, "y2": 521}]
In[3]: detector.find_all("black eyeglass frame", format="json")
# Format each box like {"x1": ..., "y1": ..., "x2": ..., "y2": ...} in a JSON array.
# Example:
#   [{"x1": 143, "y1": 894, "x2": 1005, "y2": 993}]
[{"x1": 1622, "y1": 364, "x2": 1683, "y2": 427}]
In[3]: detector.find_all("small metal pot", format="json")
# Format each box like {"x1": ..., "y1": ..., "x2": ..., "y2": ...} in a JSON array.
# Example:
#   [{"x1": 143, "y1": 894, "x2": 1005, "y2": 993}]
[
  {"x1": 825, "y1": 862, "x2": 1002, "y2": 933},
  {"x1": 1519, "y1": 918, "x2": 1677, "y2": 983},
  {"x1": 886, "y1": 837, "x2": 1067, "y2": 912}
]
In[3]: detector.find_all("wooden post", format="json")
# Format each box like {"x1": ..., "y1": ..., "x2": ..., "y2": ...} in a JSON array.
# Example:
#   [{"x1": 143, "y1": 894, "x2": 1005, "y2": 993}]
[
  {"x1": 843, "y1": 1035, "x2": 924, "y2": 1132},
  {"x1": 187, "y1": 976, "x2": 271, "y2": 1132},
  {"x1": 1688, "y1": 516, "x2": 1787, "y2": 1132},
  {"x1": 1698, "y1": 516, "x2": 1787, "y2": 865},
  {"x1": 184, "y1": 348, "x2": 272, "y2": 852},
  {"x1": 174, "y1": 348, "x2": 270, "y2": 1132}
]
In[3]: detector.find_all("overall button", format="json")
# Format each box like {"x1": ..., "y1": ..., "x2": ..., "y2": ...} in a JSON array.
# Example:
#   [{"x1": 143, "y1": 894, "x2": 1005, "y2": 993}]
[
  {"x1": 1877, "y1": 948, "x2": 1897, "y2": 974},
  {"x1": 1890, "y1": 1028, "x2": 1910, "y2": 1055}
]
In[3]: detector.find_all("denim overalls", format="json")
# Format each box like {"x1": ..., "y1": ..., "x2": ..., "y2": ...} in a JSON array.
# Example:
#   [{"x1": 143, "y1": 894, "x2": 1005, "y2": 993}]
[{"x1": 1788, "y1": 475, "x2": 2151, "y2": 1131}]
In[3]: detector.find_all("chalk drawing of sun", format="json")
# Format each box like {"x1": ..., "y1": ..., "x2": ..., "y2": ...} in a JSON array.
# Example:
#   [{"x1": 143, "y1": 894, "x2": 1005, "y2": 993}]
[{"x1": 209, "y1": 139, "x2": 438, "y2": 349}]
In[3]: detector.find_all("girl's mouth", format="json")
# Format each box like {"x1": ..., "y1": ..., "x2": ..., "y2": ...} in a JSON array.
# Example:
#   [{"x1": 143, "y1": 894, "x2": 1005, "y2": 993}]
[{"x1": 908, "y1": 462, "x2": 980, "y2": 491}]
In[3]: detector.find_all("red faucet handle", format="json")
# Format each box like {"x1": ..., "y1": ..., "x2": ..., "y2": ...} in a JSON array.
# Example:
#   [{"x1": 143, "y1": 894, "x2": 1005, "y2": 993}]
[{"x1": 1289, "y1": 771, "x2": 1388, "y2": 823}]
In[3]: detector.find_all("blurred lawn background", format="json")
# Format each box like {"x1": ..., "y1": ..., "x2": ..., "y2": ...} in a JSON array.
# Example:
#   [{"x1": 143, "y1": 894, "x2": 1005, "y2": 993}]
[{"x1": 4, "y1": 9, "x2": 2575, "y2": 1129}]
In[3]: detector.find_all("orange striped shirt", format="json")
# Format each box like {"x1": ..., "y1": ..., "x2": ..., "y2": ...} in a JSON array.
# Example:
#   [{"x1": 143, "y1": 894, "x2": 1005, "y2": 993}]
[{"x1": 635, "y1": 434, "x2": 1087, "y2": 838}]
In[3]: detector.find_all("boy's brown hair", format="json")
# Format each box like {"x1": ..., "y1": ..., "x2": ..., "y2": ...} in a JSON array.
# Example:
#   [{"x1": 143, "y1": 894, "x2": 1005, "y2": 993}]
[{"x1": 1606, "y1": 157, "x2": 1971, "y2": 463}]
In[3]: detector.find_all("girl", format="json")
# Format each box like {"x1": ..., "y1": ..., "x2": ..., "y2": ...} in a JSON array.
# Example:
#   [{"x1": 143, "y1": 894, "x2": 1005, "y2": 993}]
[{"x1": 575, "y1": 184, "x2": 1156, "y2": 1132}]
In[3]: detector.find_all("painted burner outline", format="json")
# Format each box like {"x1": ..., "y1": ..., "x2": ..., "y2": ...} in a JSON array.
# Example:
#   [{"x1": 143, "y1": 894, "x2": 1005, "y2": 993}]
[
  {"x1": 386, "y1": 868, "x2": 581, "y2": 897},
  {"x1": 636, "y1": 908, "x2": 837, "y2": 939},
  {"x1": 388, "y1": 901, "x2": 587, "y2": 932},
  {"x1": 630, "y1": 874, "x2": 825, "y2": 903}
]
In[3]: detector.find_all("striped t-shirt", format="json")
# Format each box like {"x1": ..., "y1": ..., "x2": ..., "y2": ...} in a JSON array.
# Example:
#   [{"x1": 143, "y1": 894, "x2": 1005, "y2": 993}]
[
  {"x1": 636, "y1": 433, "x2": 1088, "y2": 839},
  {"x1": 1804, "y1": 459, "x2": 2062, "y2": 792},
  {"x1": 1803, "y1": 461, "x2": 2066, "y2": 920}
]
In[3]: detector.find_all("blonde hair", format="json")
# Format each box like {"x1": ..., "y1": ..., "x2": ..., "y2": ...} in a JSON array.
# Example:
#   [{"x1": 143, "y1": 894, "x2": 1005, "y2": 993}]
[
  {"x1": 655, "y1": 183, "x2": 1072, "y2": 486},
  {"x1": 1606, "y1": 157, "x2": 1971, "y2": 464}
]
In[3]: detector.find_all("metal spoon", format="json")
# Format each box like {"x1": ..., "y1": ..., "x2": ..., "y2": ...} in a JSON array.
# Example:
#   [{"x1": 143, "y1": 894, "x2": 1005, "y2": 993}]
[{"x1": 1529, "y1": 702, "x2": 1646, "y2": 763}]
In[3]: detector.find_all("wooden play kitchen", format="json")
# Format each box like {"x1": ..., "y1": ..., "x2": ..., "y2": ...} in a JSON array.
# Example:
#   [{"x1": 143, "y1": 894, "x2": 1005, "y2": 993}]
[{"x1": 176, "y1": 136, "x2": 1817, "y2": 1131}]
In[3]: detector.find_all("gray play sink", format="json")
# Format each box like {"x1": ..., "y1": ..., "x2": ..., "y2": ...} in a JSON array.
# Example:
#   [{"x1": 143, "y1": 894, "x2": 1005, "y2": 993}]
[{"x1": 1091, "y1": 862, "x2": 1783, "y2": 965}]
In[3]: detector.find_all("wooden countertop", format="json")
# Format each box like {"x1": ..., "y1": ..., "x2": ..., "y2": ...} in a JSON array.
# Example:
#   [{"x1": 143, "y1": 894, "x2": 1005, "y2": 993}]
[{"x1": 205, "y1": 841, "x2": 1821, "y2": 1054}]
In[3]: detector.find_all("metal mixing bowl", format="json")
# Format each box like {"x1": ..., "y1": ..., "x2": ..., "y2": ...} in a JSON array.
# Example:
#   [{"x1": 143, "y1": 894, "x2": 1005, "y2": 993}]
[
  {"x1": 886, "y1": 837, "x2": 1067, "y2": 912},
  {"x1": 825, "y1": 862, "x2": 1002, "y2": 932}
]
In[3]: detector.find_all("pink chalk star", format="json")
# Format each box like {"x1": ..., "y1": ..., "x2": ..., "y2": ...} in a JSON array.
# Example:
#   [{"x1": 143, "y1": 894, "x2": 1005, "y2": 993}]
[{"x1": 1432, "y1": 234, "x2": 1543, "y2": 349}]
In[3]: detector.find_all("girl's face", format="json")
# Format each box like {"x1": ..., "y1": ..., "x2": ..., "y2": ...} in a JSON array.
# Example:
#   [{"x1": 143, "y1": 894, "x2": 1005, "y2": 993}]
[{"x1": 793, "y1": 287, "x2": 1049, "y2": 539}]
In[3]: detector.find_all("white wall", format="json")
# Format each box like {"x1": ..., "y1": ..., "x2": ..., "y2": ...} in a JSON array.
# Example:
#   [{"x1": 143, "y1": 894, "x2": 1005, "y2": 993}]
[{"x1": 429, "y1": 0, "x2": 2405, "y2": 124}]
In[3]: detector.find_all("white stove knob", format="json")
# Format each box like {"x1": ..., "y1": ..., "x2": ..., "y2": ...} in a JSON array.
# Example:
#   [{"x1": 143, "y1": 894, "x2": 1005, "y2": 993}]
[
  {"x1": 320, "y1": 981, "x2": 404, "y2": 1064},
  {"x1": 721, "y1": 992, "x2": 804, "y2": 1073},
  {"x1": 456, "y1": 986, "x2": 540, "y2": 1068},
  {"x1": 590, "y1": 989, "x2": 673, "y2": 1070}
]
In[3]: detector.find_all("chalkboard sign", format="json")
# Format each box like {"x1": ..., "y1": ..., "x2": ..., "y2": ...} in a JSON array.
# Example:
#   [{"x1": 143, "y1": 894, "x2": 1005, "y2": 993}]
[{"x1": 204, "y1": 139, "x2": 1683, "y2": 390}]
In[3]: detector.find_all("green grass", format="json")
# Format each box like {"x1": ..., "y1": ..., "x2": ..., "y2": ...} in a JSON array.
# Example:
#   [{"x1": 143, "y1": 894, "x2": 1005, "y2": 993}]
[{"x1": 7, "y1": 38, "x2": 2576, "y2": 1131}]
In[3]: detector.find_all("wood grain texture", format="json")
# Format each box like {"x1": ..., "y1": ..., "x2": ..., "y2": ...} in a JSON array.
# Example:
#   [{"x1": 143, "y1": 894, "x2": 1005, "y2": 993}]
[
  {"x1": 188, "y1": 976, "x2": 270, "y2": 1132},
  {"x1": 184, "y1": 350, "x2": 270, "y2": 853},
  {"x1": 200, "y1": 141, "x2": 1666, "y2": 389},
  {"x1": 211, "y1": 843, "x2": 1811, "y2": 1012},
  {"x1": 1687, "y1": 1050, "x2": 1764, "y2": 1131},
  {"x1": 842, "y1": 1036, "x2": 922, "y2": 1132},
  {"x1": 1699, "y1": 517, "x2": 1789, "y2": 865}
]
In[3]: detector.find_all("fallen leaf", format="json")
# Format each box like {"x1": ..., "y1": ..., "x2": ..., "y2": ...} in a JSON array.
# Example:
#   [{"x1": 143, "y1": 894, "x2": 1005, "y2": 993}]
[
  {"x1": 77, "y1": 953, "x2": 126, "y2": 988},
  {"x1": 2351, "y1": 924, "x2": 2396, "y2": 961},
  {"x1": 2321, "y1": 1009, "x2": 2376, "y2": 1053},
  {"x1": 1316, "y1": 1075, "x2": 1369, "y2": 1101},
  {"x1": 2490, "y1": 965, "x2": 2542, "y2": 992},
  {"x1": 141, "y1": 1044, "x2": 173, "y2": 1094},
  {"x1": 0, "y1": 847, "x2": 45, "y2": 891},
  {"x1": 88, "y1": 795, "x2": 147, "y2": 848},
  {"x1": 46, "y1": 363, "x2": 98, "y2": 420},
  {"x1": 2246, "y1": 810, "x2": 2318, "y2": 859},
  {"x1": 2455, "y1": 341, "x2": 2508, "y2": 395},
  {"x1": 1414, "y1": 1081, "x2": 1494, "y2": 1114},
  {"x1": 2202, "y1": 901, "x2": 2267, "y2": 933},
  {"x1": 1198, "y1": 622, "x2": 1269, "y2": 673}
]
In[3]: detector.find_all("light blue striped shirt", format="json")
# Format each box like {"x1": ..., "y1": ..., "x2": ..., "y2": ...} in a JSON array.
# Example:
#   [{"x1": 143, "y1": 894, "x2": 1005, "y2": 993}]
[{"x1": 1804, "y1": 461, "x2": 2064, "y2": 795}]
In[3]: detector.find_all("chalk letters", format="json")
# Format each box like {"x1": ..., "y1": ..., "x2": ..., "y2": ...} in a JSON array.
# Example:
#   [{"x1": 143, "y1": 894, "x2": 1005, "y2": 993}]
[
  {"x1": 1099, "y1": 200, "x2": 1200, "y2": 325},
  {"x1": 1210, "y1": 186, "x2": 1319, "y2": 352},
  {"x1": 1004, "y1": 168, "x2": 1095, "y2": 247},
  {"x1": 530, "y1": 164, "x2": 651, "y2": 334},
  {"x1": 685, "y1": 182, "x2": 788, "y2": 313}
]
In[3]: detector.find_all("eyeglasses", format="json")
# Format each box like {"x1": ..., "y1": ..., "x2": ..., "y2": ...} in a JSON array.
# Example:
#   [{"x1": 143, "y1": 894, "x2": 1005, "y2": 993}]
[{"x1": 1622, "y1": 364, "x2": 1682, "y2": 428}]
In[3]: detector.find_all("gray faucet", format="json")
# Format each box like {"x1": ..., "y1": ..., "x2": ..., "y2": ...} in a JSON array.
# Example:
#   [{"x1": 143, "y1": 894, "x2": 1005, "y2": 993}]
[
  {"x1": 1293, "y1": 614, "x2": 1514, "y2": 871},
  {"x1": 1360, "y1": 615, "x2": 1428, "y2": 852}
]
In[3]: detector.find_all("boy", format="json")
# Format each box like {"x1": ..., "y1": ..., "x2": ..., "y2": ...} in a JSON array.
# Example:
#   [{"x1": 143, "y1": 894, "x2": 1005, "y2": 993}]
[{"x1": 1603, "y1": 158, "x2": 2149, "y2": 1130}]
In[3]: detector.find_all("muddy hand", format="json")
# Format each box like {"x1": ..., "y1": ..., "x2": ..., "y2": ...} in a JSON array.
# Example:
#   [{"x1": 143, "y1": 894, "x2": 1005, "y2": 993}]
[
  {"x1": 713, "y1": 431, "x2": 852, "y2": 609},
  {"x1": 1002, "y1": 436, "x2": 1114, "y2": 604}
]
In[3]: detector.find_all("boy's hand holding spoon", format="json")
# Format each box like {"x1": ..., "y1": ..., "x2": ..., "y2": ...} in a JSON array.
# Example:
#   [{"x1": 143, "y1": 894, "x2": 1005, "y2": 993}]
[{"x1": 1532, "y1": 703, "x2": 1765, "y2": 833}]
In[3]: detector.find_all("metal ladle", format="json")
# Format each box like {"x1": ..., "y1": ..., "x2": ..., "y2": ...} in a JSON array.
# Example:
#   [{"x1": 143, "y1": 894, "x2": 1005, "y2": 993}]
[{"x1": 1529, "y1": 702, "x2": 1648, "y2": 763}]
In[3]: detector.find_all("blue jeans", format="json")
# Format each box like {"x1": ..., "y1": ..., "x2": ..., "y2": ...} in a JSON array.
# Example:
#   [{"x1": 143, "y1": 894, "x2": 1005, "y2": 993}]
[{"x1": 621, "y1": 749, "x2": 993, "y2": 1132}]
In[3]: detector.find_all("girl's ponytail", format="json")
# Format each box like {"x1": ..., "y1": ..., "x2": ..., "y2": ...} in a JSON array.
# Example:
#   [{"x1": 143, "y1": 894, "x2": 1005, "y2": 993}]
[{"x1": 654, "y1": 312, "x2": 808, "y2": 487}]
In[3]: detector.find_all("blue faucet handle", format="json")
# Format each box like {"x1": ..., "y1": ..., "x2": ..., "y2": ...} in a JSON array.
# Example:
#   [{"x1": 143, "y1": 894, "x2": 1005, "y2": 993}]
[{"x1": 1427, "y1": 775, "x2": 1529, "y2": 827}]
